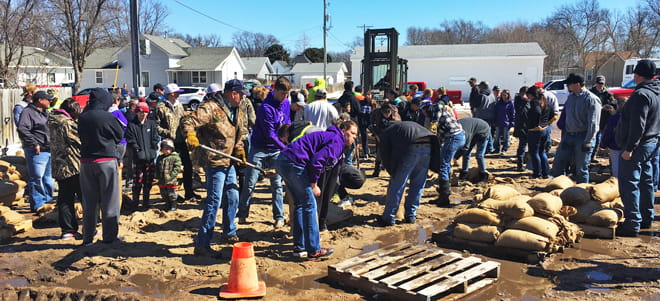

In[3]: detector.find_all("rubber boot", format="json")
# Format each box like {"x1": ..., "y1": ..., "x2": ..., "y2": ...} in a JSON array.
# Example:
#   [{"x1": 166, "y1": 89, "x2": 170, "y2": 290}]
[
  {"x1": 132, "y1": 190, "x2": 141, "y2": 210},
  {"x1": 168, "y1": 191, "x2": 177, "y2": 212},
  {"x1": 142, "y1": 185, "x2": 151, "y2": 210},
  {"x1": 516, "y1": 159, "x2": 524, "y2": 171},
  {"x1": 432, "y1": 179, "x2": 451, "y2": 207}
]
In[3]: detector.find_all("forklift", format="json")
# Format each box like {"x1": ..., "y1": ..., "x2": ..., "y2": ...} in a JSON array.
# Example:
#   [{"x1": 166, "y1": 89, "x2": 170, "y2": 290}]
[{"x1": 361, "y1": 28, "x2": 408, "y2": 104}]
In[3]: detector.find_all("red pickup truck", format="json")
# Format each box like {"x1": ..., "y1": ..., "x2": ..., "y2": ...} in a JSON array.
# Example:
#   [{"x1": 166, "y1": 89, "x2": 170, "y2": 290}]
[
  {"x1": 407, "y1": 82, "x2": 463, "y2": 105},
  {"x1": 610, "y1": 76, "x2": 659, "y2": 100}
]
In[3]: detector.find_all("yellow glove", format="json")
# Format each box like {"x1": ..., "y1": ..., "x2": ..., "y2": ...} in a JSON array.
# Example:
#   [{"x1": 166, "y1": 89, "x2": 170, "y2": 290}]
[
  {"x1": 233, "y1": 148, "x2": 247, "y2": 166},
  {"x1": 430, "y1": 122, "x2": 438, "y2": 135},
  {"x1": 186, "y1": 131, "x2": 199, "y2": 148}
]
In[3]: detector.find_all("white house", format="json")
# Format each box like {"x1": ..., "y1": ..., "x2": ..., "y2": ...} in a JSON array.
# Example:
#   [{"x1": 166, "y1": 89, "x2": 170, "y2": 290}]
[
  {"x1": 351, "y1": 43, "x2": 546, "y2": 100},
  {"x1": 272, "y1": 60, "x2": 290, "y2": 74},
  {"x1": 0, "y1": 46, "x2": 74, "y2": 87},
  {"x1": 290, "y1": 62, "x2": 348, "y2": 91},
  {"x1": 242, "y1": 57, "x2": 273, "y2": 80},
  {"x1": 81, "y1": 34, "x2": 245, "y2": 95}
]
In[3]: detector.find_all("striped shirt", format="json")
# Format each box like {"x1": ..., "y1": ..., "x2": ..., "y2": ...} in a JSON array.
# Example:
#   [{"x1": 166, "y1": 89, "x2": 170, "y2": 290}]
[{"x1": 436, "y1": 106, "x2": 464, "y2": 143}]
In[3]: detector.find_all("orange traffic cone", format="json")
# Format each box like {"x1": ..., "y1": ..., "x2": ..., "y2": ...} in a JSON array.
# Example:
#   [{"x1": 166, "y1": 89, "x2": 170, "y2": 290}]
[{"x1": 219, "y1": 242, "x2": 266, "y2": 299}]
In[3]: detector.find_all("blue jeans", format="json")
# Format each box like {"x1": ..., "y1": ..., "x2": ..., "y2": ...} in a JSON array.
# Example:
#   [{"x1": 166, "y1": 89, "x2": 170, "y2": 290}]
[
  {"x1": 343, "y1": 142, "x2": 354, "y2": 166},
  {"x1": 551, "y1": 132, "x2": 594, "y2": 183},
  {"x1": 197, "y1": 165, "x2": 239, "y2": 246},
  {"x1": 528, "y1": 128, "x2": 550, "y2": 177},
  {"x1": 516, "y1": 136, "x2": 528, "y2": 161},
  {"x1": 618, "y1": 140, "x2": 658, "y2": 232},
  {"x1": 494, "y1": 126, "x2": 511, "y2": 153},
  {"x1": 276, "y1": 155, "x2": 321, "y2": 254},
  {"x1": 238, "y1": 147, "x2": 284, "y2": 221},
  {"x1": 461, "y1": 135, "x2": 488, "y2": 173},
  {"x1": 23, "y1": 148, "x2": 54, "y2": 211},
  {"x1": 652, "y1": 141, "x2": 660, "y2": 191},
  {"x1": 382, "y1": 147, "x2": 431, "y2": 224},
  {"x1": 439, "y1": 131, "x2": 465, "y2": 180}
]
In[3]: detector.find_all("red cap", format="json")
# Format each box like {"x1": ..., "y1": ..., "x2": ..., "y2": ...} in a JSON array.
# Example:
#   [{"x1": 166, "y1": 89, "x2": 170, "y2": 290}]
[
  {"x1": 136, "y1": 102, "x2": 149, "y2": 112},
  {"x1": 534, "y1": 81, "x2": 544, "y2": 88},
  {"x1": 306, "y1": 83, "x2": 313, "y2": 89}
]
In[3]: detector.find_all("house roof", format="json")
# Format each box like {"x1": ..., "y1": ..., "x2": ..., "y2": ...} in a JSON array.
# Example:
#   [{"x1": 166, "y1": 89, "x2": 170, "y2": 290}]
[
  {"x1": 351, "y1": 42, "x2": 546, "y2": 59},
  {"x1": 273, "y1": 60, "x2": 289, "y2": 67},
  {"x1": 290, "y1": 62, "x2": 347, "y2": 73},
  {"x1": 584, "y1": 51, "x2": 636, "y2": 68},
  {"x1": 0, "y1": 45, "x2": 72, "y2": 67},
  {"x1": 242, "y1": 57, "x2": 273, "y2": 75},
  {"x1": 174, "y1": 47, "x2": 235, "y2": 70},
  {"x1": 291, "y1": 54, "x2": 311, "y2": 64},
  {"x1": 143, "y1": 34, "x2": 188, "y2": 57},
  {"x1": 84, "y1": 47, "x2": 120, "y2": 69}
]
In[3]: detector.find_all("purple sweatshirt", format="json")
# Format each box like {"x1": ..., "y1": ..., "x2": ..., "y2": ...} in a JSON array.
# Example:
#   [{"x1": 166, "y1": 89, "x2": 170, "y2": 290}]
[
  {"x1": 280, "y1": 126, "x2": 345, "y2": 184},
  {"x1": 250, "y1": 91, "x2": 290, "y2": 152}
]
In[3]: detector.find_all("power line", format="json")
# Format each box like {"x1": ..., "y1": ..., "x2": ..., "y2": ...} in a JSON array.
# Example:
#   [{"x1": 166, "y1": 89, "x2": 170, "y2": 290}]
[
  {"x1": 172, "y1": 0, "x2": 248, "y2": 33},
  {"x1": 357, "y1": 24, "x2": 373, "y2": 34}
]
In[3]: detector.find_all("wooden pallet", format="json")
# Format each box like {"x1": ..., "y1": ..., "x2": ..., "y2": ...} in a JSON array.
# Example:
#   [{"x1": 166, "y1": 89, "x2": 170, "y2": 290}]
[
  {"x1": 328, "y1": 242, "x2": 500, "y2": 301},
  {"x1": 576, "y1": 223, "x2": 616, "y2": 239},
  {"x1": 432, "y1": 232, "x2": 549, "y2": 264}
]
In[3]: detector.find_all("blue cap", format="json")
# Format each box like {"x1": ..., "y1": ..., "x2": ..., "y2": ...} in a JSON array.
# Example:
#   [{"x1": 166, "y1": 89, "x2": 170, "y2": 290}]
[{"x1": 224, "y1": 79, "x2": 250, "y2": 97}]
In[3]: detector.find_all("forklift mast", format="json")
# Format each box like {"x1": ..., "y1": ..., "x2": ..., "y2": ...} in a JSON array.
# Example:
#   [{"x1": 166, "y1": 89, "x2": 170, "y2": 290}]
[{"x1": 361, "y1": 28, "x2": 408, "y2": 96}]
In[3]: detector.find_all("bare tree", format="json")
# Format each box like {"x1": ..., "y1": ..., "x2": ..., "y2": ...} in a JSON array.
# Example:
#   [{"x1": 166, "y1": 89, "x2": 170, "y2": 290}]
[
  {"x1": 0, "y1": 0, "x2": 36, "y2": 87},
  {"x1": 168, "y1": 33, "x2": 222, "y2": 47},
  {"x1": 232, "y1": 31, "x2": 279, "y2": 57},
  {"x1": 486, "y1": 22, "x2": 534, "y2": 43},
  {"x1": 101, "y1": 0, "x2": 170, "y2": 47},
  {"x1": 622, "y1": 1, "x2": 660, "y2": 57}
]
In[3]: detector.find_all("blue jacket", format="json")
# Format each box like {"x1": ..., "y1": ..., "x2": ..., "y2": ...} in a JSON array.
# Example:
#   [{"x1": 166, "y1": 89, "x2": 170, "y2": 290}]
[
  {"x1": 280, "y1": 125, "x2": 345, "y2": 184},
  {"x1": 250, "y1": 91, "x2": 290, "y2": 152},
  {"x1": 601, "y1": 112, "x2": 621, "y2": 150},
  {"x1": 495, "y1": 99, "x2": 515, "y2": 127}
]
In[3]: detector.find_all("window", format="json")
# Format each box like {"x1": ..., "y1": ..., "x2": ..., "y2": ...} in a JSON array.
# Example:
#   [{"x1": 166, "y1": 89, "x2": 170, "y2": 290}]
[
  {"x1": 169, "y1": 71, "x2": 178, "y2": 84},
  {"x1": 95, "y1": 71, "x2": 103, "y2": 84},
  {"x1": 48, "y1": 73, "x2": 55, "y2": 83},
  {"x1": 67, "y1": 72, "x2": 72, "y2": 81},
  {"x1": 549, "y1": 81, "x2": 564, "y2": 90},
  {"x1": 625, "y1": 65, "x2": 634, "y2": 75},
  {"x1": 141, "y1": 71, "x2": 150, "y2": 87},
  {"x1": 192, "y1": 71, "x2": 207, "y2": 84},
  {"x1": 586, "y1": 68, "x2": 593, "y2": 81}
]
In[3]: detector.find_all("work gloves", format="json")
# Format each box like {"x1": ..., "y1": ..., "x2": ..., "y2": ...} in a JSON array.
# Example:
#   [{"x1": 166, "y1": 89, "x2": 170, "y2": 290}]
[
  {"x1": 186, "y1": 131, "x2": 199, "y2": 148},
  {"x1": 233, "y1": 148, "x2": 247, "y2": 166}
]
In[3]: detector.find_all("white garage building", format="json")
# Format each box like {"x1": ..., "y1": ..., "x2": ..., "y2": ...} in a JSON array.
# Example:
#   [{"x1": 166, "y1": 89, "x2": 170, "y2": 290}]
[{"x1": 351, "y1": 42, "x2": 546, "y2": 101}]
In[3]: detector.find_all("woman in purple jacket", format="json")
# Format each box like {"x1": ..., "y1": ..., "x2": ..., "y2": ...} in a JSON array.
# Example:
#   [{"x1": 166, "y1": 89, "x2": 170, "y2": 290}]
[
  {"x1": 275, "y1": 120, "x2": 358, "y2": 261},
  {"x1": 494, "y1": 89, "x2": 515, "y2": 154}
]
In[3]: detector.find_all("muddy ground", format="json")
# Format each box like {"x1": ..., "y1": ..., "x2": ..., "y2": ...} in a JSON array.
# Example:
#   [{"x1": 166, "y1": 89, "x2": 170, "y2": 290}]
[{"x1": 2, "y1": 121, "x2": 660, "y2": 300}]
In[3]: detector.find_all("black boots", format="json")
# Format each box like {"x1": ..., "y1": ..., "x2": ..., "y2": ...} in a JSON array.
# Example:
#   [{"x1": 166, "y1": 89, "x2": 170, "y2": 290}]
[
  {"x1": 431, "y1": 179, "x2": 451, "y2": 207},
  {"x1": 516, "y1": 158, "x2": 524, "y2": 171}
]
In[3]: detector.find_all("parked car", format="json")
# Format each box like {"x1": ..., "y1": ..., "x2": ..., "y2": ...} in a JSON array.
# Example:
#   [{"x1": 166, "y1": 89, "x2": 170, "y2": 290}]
[
  {"x1": 177, "y1": 86, "x2": 206, "y2": 110},
  {"x1": 610, "y1": 76, "x2": 659, "y2": 100},
  {"x1": 71, "y1": 87, "x2": 115, "y2": 109},
  {"x1": 544, "y1": 80, "x2": 569, "y2": 106},
  {"x1": 406, "y1": 81, "x2": 463, "y2": 105}
]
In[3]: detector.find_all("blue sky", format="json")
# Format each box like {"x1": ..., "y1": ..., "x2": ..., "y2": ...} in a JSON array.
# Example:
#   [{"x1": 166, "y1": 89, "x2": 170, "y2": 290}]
[{"x1": 161, "y1": 0, "x2": 639, "y2": 54}]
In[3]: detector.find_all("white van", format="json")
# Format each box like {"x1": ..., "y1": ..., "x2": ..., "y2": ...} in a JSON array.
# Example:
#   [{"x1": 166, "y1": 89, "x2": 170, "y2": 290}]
[{"x1": 622, "y1": 58, "x2": 660, "y2": 86}]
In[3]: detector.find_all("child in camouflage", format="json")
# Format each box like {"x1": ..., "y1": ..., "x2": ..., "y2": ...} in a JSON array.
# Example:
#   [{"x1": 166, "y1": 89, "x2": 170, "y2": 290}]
[{"x1": 156, "y1": 139, "x2": 182, "y2": 211}]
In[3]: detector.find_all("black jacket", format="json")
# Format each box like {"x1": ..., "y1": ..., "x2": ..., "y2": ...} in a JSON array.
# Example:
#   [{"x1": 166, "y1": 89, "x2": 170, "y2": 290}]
[
  {"x1": 378, "y1": 121, "x2": 440, "y2": 175},
  {"x1": 474, "y1": 89, "x2": 496, "y2": 122},
  {"x1": 126, "y1": 118, "x2": 160, "y2": 162},
  {"x1": 456, "y1": 118, "x2": 490, "y2": 158},
  {"x1": 513, "y1": 95, "x2": 531, "y2": 138},
  {"x1": 17, "y1": 103, "x2": 50, "y2": 151},
  {"x1": 79, "y1": 91, "x2": 124, "y2": 159},
  {"x1": 337, "y1": 90, "x2": 360, "y2": 120},
  {"x1": 616, "y1": 79, "x2": 660, "y2": 152}
]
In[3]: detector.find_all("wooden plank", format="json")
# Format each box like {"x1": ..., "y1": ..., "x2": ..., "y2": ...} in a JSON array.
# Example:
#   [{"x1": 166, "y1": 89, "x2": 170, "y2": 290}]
[
  {"x1": 346, "y1": 244, "x2": 427, "y2": 275},
  {"x1": 577, "y1": 223, "x2": 615, "y2": 239},
  {"x1": 417, "y1": 261, "x2": 500, "y2": 297},
  {"x1": 329, "y1": 242, "x2": 412, "y2": 271},
  {"x1": 380, "y1": 252, "x2": 462, "y2": 287},
  {"x1": 398, "y1": 256, "x2": 481, "y2": 291},
  {"x1": 361, "y1": 248, "x2": 445, "y2": 280},
  {"x1": 441, "y1": 279, "x2": 496, "y2": 301},
  {"x1": 440, "y1": 236, "x2": 547, "y2": 264}
]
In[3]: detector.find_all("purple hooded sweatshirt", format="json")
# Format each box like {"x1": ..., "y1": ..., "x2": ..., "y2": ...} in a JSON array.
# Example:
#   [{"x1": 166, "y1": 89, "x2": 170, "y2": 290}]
[
  {"x1": 280, "y1": 126, "x2": 345, "y2": 184},
  {"x1": 250, "y1": 90, "x2": 291, "y2": 152}
]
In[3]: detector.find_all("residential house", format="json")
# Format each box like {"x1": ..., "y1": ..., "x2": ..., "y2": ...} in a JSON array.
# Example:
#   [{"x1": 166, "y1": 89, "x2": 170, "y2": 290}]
[
  {"x1": 81, "y1": 34, "x2": 244, "y2": 96},
  {"x1": 290, "y1": 62, "x2": 348, "y2": 91},
  {"x1": 583, "y1": 51, "x2": 634, "y2": 87},
  {"x1": 291, "y1": 54, "x2": 311, "y2": 64},
  {"x1": 242, "y1": 57, "x2": 273, "y2": 81},
  {"x1": 272, "y1": 60, "x2": 290, "y2": 74},
  {"x1": 0, "y1": 45, "x2": 74, "y2": 87},
  {"x1": 351, "y1": 43, "x2": 546, "y2": 101}
]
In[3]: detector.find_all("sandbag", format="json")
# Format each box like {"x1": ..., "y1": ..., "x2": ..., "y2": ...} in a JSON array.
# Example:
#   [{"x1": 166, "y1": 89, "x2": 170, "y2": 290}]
[
  {"x1": 575, "y1": 183, "x2": 593, "y2": 190},
  {"x1": 510, "y1": 216, "x2": 560, "y2": 240},
  {"x1": 586, "y1": 208, "x2": 623, "y2": 227},
  {"x1": 484, "y1": 184, "x2": 520, "y2": 200},
  {"x1": 570, "y1": 201, "x2": 602, "y2": 223},
  {"x1": 559, "y1": 206, "x2": 578, "y2": 218},
  {"x1": 528, "y1": 193, "x2": 563, "y2": 216},
  {"x1": 0, "y1": 210, "x2": 24, "y2": 225},
  {"x1": 454, "y1": 208, "x2": 501, "y2": 225},
  {"x1": 549, "y1": 189, "x2": 564, "y2": 197},
  {"x1": 601, "y1": 197, "x2": 624, "y2": 210},
  {"x1": 560, "y1": 187, "x2": 592, "y2": 206},
  {"x1": 591, "y1": 177, "x2": 619, "y2": 203},
  {"x1": 479, "y1": 198, "x2": 534, "y2": 219},
  {"x1": 453, "y1": 223, "x2": 500, "y2": 243},
  {"x1": 13, "y1": 180, "x2": 26, "y2": 190},
  {"x1": 0, "y1": 181, "x2": 19, "y2": 197},
  {"x1": 509, "y1": 195, "x2": 531, "y2": 203},
  {"x1": 495, "y1": 229, "x2": 550, "y2": 251},
  {"x1": 545, "y1": 175, "x2": 575, "y2": 191}
]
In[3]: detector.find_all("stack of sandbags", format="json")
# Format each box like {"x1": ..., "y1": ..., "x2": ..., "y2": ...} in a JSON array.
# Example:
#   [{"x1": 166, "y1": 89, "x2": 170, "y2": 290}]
[
  {"x1": 0, "y1": 205, "x2": 32, "y2": 241},
  {"x1": 0, "y1": 157, "x2": 28, "y2": 207},
  {"x1": 554, "y1": 177, "x2": 624, "y2": 228}
]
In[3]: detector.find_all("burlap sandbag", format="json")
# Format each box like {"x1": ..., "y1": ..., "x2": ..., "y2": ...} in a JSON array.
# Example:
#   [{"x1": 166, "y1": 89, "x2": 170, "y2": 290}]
[
  {"x1": 484, "y1": 184, "x2": 520, "y2": 200},
  {"x1": 0, "y1": 181, "x2": 18, "y2": 198},
  {"x1": 560, "y1": 187, "x2": 592, "y2": 206},
  {"x1": 591, "y1": 177, "x2": 619, "y2": 203},
  {"x1": 559, "y1": 206, "x2": 578, "y2": 218},
  {"x1": 570, "y1": 200, "x2": 602, "y2": 223},
  {"x1": 509, "y1": 195, "x2": 531, "y2": 202},
  {"x1": 0, "y1": 210, "x2": 24, "y2": 225},
  {"x1": 601, "y1": 197, "x2": 624, "y2": 210},
  {"x1": 479, "y1": 198, "x2": 534, "y2": 219},
  {"x1": 0, "y1": 157, "x2": 27, "y2": 181},
  {"x1": 13, "y1": 180, "x2": 26, "y2": 190},
  {"x1": 528, "y1": 193, "x2": 563, "y2": 216},
  {"x1": 586, "y1": 208, "x2": 623, "y2": 227},
  {"x1": 510, "y1": 216, "x2": 560, "y2": 240},
  {"x1": 454, "y1": 208, "x2": 501, "y2": 225},
  {"x1": 495, "y1": 229, "x2": 550, "y2": 251},
  {"x1": 453, "y1": 223, "x2": 501, "y2": 243},
  {"x1": 575, "y1": 183, "x2": 593, "y2": 190},
  {"x1": 5, "y1": 172, "x2": 20, "y2": 182},
  {"x1": 545, "y1": 175, "x2": 575, "y2": 191},
  {"x1": 549, "y1": 189, "x2": 564, "y2": 197},
  {"x1": 0, "y1": 160, "x2": 10, "y2": 173}
]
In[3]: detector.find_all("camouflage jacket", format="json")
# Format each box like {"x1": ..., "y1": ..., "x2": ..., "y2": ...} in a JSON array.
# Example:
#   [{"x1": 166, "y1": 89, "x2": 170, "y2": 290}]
[
  {"x1": 156, "y1": 151, "x2": 182, "y2": 185},
  {"x1": 181, "y1": 97, "x2": 246, "y2": 168},
  {"x1": 239, "y1": 97, "x2": 256, "y2": 141},
  {"x1": 155, "y1": 100, "x2": 185, "y2": 143},
  {"x1": 47, "y1": 110, "x2": 80, "y2": 180}
]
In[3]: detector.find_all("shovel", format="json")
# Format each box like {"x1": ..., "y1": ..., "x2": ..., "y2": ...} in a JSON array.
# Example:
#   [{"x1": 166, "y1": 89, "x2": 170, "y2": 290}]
[
  {"x1": 198, "y1": 144, "x2": 278, "y2": 177},
  {"x1": 2, "y1": 117, "x2": 10, "y2": 157}
]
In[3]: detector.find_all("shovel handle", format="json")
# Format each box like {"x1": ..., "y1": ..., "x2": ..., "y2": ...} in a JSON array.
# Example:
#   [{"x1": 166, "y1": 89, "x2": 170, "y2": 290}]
[{"x1": 198, "y1": 144, "x2": 267, "y2": 173}]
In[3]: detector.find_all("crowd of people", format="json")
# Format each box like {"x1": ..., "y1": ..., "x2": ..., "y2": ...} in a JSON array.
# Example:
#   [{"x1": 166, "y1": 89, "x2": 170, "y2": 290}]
[{"x1": 10, "y1": 60, "x2": 659, "y2": 261}]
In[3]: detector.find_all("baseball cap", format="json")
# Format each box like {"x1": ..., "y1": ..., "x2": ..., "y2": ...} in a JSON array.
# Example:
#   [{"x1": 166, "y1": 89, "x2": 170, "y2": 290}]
[
  {"x1": 633, "y1": 60, "x2": 656, "y2": 78},
  {"x1": 33, "y1": 90, "x2": 55, "y2": 102},
  {"x1": 492, "y1": 85, "x2": 501, "y2": 91},
  {"x1": 534, "y1": 82, "x2": 544, "y2": 88},
  {"x1": 561, "y1": 73, "x2": 585, "y2": 85},
  {"x1": 224, "y1": 79, "x2": 250, "y2": 96},
  {"x1": 147, "y1": 92, "x2": 160, "y2": 102},
  {"x1": 164, "y1": 83, "x2": 183, "y2": 94},
  {"x1": 206, "y1": 83, "x2": 221, "y2": 94},
  {"x1": 135, "y1": 102, "x2": 150, "y2": 112},
  {"x1": 467, "y1": 77, "x2": 477, "y2": 83},
  {"x1": 306, "y1": 83, "x2": 313, "y2": 89},
  {"x1": 315, "y1": 88, "x2": 327, "y2": 98},
  {"x1": 161, "y1": 138, "x2": 175, "y2": 149},
  {"x1": 595, "y1": 76, "x2": 606, "y2": 84},
  {"x1": 293, "y1": 92, "x2": 306, "y2": 107}
]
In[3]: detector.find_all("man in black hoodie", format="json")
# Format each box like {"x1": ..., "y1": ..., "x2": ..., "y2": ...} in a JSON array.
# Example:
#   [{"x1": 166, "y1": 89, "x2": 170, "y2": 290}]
[
  {"x1": 78, "y1": 88, "x2": 124, "y2": 245},
  {"x1": 615, "y1": 60, "x2": 660, "y2": 237}
]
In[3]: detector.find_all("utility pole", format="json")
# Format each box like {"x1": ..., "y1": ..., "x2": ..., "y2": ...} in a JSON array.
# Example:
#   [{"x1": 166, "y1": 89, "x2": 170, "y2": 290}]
[
  {"x1": 357, "y1": 25, "x2": 372, "y2": 88},
  {"x1": 323, "y1": 0, "x2": 327, "y2": 84},
  {"x1": 129, "y1": 0, "x2": 141, "y2": 96},
  {"x1": 357, "y1": 24, "x2": 373, "y2": 34}
]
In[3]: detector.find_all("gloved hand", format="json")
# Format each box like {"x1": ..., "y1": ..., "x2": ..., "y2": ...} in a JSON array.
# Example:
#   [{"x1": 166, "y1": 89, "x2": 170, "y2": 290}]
[
  {"x1": 581, "y1": 143, "x2": 592, "y2": 152},
  {"x1": 186, "y1": 131, "x2": 199, "y2": 148},
  {"x1": 430, "y1": 122, "x2": 438, "y2": 134},
  {"x1": 233, "y1": 148, "x2": 247, "y2": 166}
]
